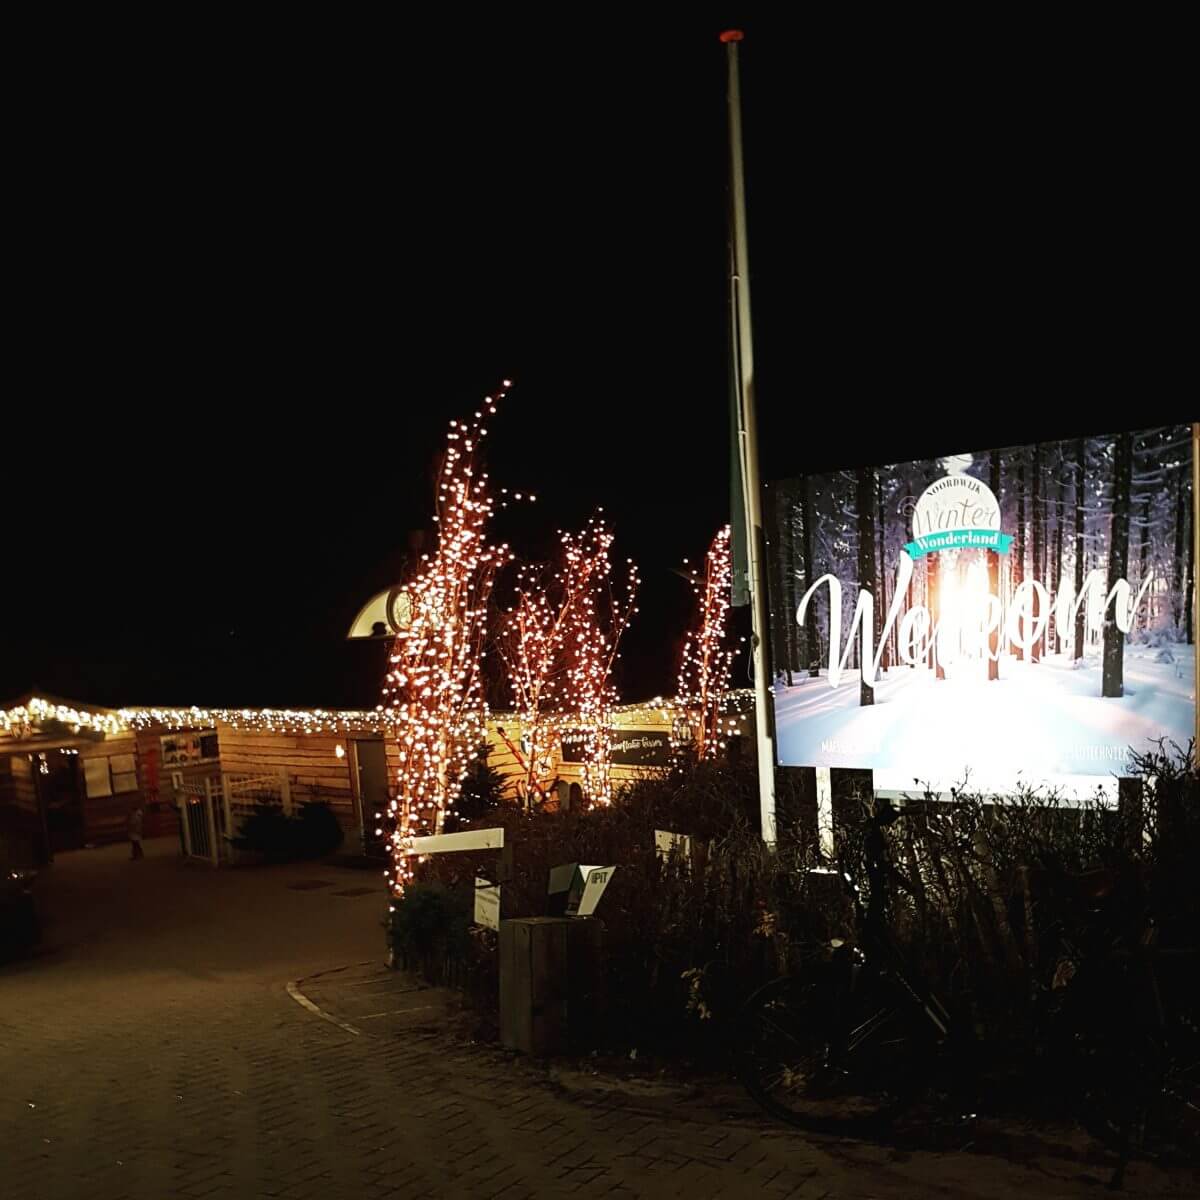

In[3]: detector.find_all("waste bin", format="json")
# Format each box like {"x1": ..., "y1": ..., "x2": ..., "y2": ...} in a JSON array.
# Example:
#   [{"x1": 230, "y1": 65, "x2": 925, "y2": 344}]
[{"x1": 499, "y1": 916, "x2": 599, "y2": 1055}]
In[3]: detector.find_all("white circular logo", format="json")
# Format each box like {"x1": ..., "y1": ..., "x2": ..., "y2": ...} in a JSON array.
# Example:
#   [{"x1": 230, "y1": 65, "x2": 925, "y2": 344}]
[{"x1": 910, "y1": 474, "x2": 1001, "y2": 548}]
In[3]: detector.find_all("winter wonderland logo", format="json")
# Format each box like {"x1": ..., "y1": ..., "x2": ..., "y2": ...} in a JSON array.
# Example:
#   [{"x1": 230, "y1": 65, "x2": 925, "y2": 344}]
[{"x1": 904, "y1": 475, "x2": 1013, "y2": 558}]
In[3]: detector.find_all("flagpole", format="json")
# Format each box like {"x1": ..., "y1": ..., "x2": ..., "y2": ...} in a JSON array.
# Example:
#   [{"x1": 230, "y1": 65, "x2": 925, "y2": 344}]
[{"x1": 722, "y1": 29, "x2": 777, "y2": 845}]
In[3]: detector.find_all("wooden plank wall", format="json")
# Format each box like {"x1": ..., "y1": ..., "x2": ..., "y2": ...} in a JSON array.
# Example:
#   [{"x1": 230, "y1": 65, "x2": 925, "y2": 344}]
[
  {"x1": 215, "y1": 722, "x2": 357, "y2": 830},
  {"x1": 0, "y1": 754, "x2": 43, "y2": 864},
  {"x1": 380, "y1": 726, "x2": 527, "y2": 807},
  {"x1": 7, "y1": 753, "x2": 40, "y2": 816},
  {"x1": 78, "y1": 732, "x2": 142, "y2": 845},
  {"x1": 133, "y1": 730, "x2": 183, "y2": 838}
]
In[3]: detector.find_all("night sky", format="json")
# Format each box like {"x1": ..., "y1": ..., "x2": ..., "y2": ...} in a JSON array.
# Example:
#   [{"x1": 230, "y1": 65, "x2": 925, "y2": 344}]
[{"x1": 3, "y1": 14, "x2": 1190, "y2": 711}]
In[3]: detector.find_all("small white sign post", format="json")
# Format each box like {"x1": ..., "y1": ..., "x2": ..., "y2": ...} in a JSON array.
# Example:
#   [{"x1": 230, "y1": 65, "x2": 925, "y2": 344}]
[
  {"x1": 572, "y1": 866, "x2": 616, "y2": 917},
  {"x1": 474, "y1": 877, "x2": 501, "y2": 931},
  {"x1": 655, "y1": 829, "x2": 691, "y2": 862}
]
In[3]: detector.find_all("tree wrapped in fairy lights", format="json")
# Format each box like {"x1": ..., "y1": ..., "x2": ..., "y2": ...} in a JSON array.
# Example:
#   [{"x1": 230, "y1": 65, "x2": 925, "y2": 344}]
[
  {"x1": 562, "y1": 515, "x2": 640, "y2": 806},
  {"x1": 674, "y1": 525, "x2": 738, "y2": 760},
  {"x1": 495, "y1": 542, "x2": 602, "y2": 809},
  {"x1": 381, "y1": 387, "x2": 511, "y2": 894}
]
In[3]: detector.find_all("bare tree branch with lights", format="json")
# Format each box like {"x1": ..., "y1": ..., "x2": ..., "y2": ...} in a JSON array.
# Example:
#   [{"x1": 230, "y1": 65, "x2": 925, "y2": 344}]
[
  {"x1": 674, "y1": 525, "x2": 737, "y2": 761},
  {"x1": 380, "y1": 386, "x2": 513, "y2": 894},
  {"x1": 495, "y1": 541, "x2": 602, "y2": 810},
  {"x1": 562, "y1": 515, "x2": 640, "y2": 807}
]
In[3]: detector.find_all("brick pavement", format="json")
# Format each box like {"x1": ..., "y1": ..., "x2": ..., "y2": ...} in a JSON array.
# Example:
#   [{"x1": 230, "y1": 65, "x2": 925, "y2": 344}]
[{"x1": 1, "y1": 838, "x2": 1195, "y2": 1198}]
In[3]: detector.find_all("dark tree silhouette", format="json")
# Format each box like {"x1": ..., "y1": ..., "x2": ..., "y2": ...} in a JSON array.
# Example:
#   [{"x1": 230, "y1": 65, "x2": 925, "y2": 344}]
[
  {"x1": 1015, "y1": 452, "x2": 1027, "y2": 661},
  {"x1": 801, "y1": 476, "x2": 819, "y2": 674},
  {"x1": 1073, "y1": 437, "x2": 1087, "y2": 661},
  {"x1": 1052, "y1": 449, "x2": 1064, "y2": 653},
  {"x1": 856, "y1": 466, "x2": 877, "y2": 707},
  {"x1": 989, "y1": 450, "x2": 1001, "y2": 681},
  {"x1": 1032, "y1": 443, "x2": 1043, "y2": 662},
  {"x1": 1102, "y1": 432, "x2": 1133, "y2": 698}
]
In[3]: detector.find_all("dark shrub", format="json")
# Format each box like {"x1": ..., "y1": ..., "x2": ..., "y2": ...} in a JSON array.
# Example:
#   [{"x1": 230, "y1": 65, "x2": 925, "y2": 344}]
[{"x1": 233, "y1": 800, "x2": 344, "y2": 860}]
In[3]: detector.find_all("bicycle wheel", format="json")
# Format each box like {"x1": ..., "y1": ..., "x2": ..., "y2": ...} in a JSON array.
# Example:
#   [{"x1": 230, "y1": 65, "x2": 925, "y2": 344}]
[
  {"x1": 1154, "y1": 1045, "x2": 1200, "y2": 1163},
  {"x1": 1057, "y1": 982, "x2": 1199, "y2": 1167},
  {"x1": 734, "y1": 971, "x2": 918, "y2": 1133}
]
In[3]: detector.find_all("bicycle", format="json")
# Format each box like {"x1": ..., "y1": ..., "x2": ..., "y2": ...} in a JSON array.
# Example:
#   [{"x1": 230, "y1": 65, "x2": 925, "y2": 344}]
[
  {"x1": 736, "y1": 799, "x2": 969, "y2": 1134},
  {"x1": 734, "y1": 798, "x2": 1199, "y2": 1186}
]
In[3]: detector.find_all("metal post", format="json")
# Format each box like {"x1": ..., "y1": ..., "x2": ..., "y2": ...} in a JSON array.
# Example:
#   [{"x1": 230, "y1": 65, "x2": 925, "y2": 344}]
[
  {"x1": 179, "y1": 797, "x2": 192, "y2": 857},
  {"x1": 723, "y1": 29, "x2": 778, "y2": 845},
  {"x1": 203, "y1": 777, "x2": 220, "y2": 866}
]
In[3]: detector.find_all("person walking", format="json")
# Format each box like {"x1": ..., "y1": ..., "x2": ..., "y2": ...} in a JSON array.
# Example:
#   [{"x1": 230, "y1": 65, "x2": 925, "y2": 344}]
[{"x1": 128, "y1": 803, "x2": 145, "y2": 860}]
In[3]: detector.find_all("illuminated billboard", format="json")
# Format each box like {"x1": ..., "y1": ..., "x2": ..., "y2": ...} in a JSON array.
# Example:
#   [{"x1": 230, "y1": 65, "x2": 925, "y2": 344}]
[{"x1": 767, "y1": 425, "x2": 1196, "y2": 790}]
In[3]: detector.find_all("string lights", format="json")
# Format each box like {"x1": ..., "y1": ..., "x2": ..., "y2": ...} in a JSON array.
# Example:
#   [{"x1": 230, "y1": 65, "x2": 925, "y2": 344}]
[
  {"x1": 495, "y1": 521, "x2": 619, "y2": 807},
  {"x1": 562, "y1": 515, "x2": 640, "y2": 806},
  {"x1": 379, "y1": 385, "x2": 513, "y2": 894},
  {"x1": 119, "y1": 706, "x2": 392, "y2": 735},
  {"x1": 0, "y1": 698, "x2": 125, "y2": 739},
  {"x1": 673, "y1": 526, "x2": 742, "y2": 759}
]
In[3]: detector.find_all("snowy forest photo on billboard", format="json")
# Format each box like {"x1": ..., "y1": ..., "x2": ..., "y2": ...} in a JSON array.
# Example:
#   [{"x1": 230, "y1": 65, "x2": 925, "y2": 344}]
[{"x1": 766, "y1": 425, "x2": 1196, "y2": 789}]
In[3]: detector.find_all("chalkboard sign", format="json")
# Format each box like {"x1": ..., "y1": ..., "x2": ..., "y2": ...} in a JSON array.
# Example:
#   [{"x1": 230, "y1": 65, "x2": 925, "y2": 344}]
[{"x1": 559, "y1": 728, "x2": 671, "y2": 767}]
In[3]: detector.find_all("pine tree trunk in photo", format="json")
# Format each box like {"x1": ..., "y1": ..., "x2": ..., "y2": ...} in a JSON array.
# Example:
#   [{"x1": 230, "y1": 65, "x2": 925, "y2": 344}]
[
  {"x1": 989, "y1": 450, "x2": 1001, "y2": 680},
  {"x1": 1173, "y1": 463, "x2": 1186, "y2": 635},
  {"x1": 1188, "y1": 473, "x2": 1195, "y2": 646},
  {"x1": 791, "y1": 490, "x2": 804, "y2": 680},
  {"x1": 1052, "y1": 459, "x2": 1064, "y2": 654},
  {"x1": 876, "y1": 472, "x2": 889, "y2": 673},
  {"x1": 929, "y1": 550, "x2": 945, "y2": 681},
  {"x1": 801, "y1": 477, "x2": 819, "y2": 674},
  {"x1": 1031, "y1": 444, "x2": 1043, "y2": 662},
  {"x1": 1137, "y1": 491, "x2": 1152, "y2": 632},
  {"x1": 857, "y1": 467, "x2": 877, "y2": 706},
  {"x1": 763, "y1": 483, "x2": 789, "y2": 688},
  {"x1": 904, "y1": 484, "x2": 916, "y2": 667},
  {"x1": 926, "y1": 556, "x2": 936, "y2": 671},
  {"x1": 1015, "y1": 455, "x2": 1026, "y2": 660},
  {"x1": 1102, "y1": 432, "x2": 1133, "y2": 698},
  {"x1": 780, "y1": 484, "x2": 797, "y2": 686},
  {"x1": 1074, "y1": 437, "x2": 1087, "y2": 660}
]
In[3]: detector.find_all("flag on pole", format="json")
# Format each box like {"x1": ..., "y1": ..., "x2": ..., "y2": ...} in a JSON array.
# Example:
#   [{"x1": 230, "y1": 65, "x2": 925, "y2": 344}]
[{"x1": 729, "y1": 284, "x2": 749, "y2": 607}]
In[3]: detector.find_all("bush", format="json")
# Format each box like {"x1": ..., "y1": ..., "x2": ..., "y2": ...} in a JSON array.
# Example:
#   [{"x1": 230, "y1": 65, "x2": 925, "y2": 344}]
[
  {"x1": 385, "y1": 882, "x2": 495, "y2": 1001},
  {"x1": 408, "y1": 743, "x2": 1198, "y2": 1074},
  {"x1": 293, "y1": 799, "x2": 344, "y2": 857},
  {"x1": 444, "y1": 745, "x2": 507, "y2": 832},
  {"x1": 230, "y1": 803, "x2": 292, "y2": 857},
  {"x1": 232, "y1": 799, "x2": 344, "y2": 860}
]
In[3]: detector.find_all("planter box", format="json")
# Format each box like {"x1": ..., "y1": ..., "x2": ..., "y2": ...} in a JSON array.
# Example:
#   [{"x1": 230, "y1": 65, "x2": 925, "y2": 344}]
[{"x1": 499, "y1": 916, "x2": 599, "y2": 1056}]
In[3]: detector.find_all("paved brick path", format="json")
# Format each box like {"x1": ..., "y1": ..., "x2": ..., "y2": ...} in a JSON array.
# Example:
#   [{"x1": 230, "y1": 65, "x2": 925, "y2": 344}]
[{"x1": 1, "y1": 839, "x2": 1195, "y2": 1198}]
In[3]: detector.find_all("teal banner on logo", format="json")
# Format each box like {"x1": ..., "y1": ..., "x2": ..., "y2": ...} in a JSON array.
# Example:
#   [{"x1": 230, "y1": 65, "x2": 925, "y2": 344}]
[{"x1": 904, "y1": 530, "x2": 1013, "y2": 559}]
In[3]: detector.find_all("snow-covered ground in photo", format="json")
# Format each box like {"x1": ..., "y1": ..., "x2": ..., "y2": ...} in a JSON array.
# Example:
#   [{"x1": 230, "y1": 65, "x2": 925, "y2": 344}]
[{"x1": 774, "y1": 642, "x2": 1195, "y2": 796}]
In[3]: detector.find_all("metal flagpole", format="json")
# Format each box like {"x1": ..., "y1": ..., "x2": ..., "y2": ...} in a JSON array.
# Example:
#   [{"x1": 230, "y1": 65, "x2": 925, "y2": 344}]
[{"x1": 722, "y1": 29, "x2": 778, "y2": 845}]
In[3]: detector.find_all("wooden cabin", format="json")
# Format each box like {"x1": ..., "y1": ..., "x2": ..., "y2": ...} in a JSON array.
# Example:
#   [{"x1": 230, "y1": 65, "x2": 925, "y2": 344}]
[
  {"x1": 2, "y1": 691, "x2": 753, "y2": 865},
  {"x1": 0, "y1": 695, "x2": 179, "y2": 863}
]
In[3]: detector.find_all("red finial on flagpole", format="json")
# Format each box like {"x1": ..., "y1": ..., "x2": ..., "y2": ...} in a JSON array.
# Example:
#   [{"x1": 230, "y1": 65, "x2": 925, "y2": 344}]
[{"x1": 719, "y1": 30, "x2": 744, "y2": 43}]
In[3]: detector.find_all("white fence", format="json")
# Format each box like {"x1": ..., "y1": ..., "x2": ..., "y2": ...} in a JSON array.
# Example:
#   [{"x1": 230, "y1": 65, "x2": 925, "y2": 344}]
[{"x1": 176, "y1": 770, "x2": 291, "y2": 865}]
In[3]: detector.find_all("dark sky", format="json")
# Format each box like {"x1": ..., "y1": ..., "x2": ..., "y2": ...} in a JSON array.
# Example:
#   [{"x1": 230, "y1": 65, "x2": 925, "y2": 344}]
[{"x1": 3, "y1": 14, "x2": 1191, "y2": 709}]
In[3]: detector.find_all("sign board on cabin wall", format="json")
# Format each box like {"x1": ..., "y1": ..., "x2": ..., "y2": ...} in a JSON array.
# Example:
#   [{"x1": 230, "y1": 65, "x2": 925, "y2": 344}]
[
  {"x1": 559, "y1": 728, "x2": 672, "y2": 767},
  {"x1": 83, "y1": 758, "x2": 112, "y2": 798}
]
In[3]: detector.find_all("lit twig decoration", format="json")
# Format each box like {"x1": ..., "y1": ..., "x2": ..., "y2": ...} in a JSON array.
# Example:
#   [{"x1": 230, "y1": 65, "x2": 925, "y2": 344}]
[
  {"x1": 562, "y1": 515, "x2": 640, "y2": 806},
  {"x1": 496, "y1": 542, "x2": 601, "y2": 809},
  {"x1": 380, "y1": 385, "x2": 513, "y2": 894},
  {"x1": 674, "y1": 526, "x2": 738, "y2": 760}
]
